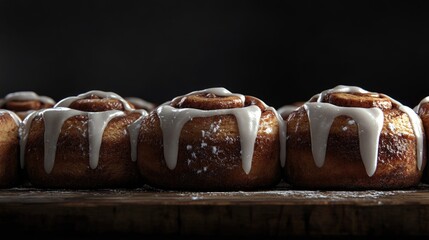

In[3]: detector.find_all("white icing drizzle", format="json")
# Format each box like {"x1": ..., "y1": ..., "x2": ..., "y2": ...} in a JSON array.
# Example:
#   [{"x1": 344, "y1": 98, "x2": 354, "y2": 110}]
[
  {"x1": 42, "y1": 108, "x2": 85, "y2": 173},
  {"x1": 304, "y1": 85, "x2": 424, "y2": 176},
  {"x1": 55, "y1": 90, "x2": 134, "y2": 111},
  {"x1": 20, "y1": 90, "x2": 148, "y2": 173},
  {"x1": 125, "y1": 97, "x2": 156, "y2": 110},
  {"x1": 87, "y1": 111, "x2": 125, "y2": 169},
  {"x1": 0, "y1": 91, "x2": 55, "y2": 106},
  {"x1": 127, "y1": 110, "x2": 148, "y2": 162},
  {"x1": 156, "y1": 87, "x2": 286, "y2": 174},
  {"x1": 268, "y1": 107, "x2": 287, "y2": 167},
  {"x1": 304, "y1": 102, "x2": 384, "y2": 176}
]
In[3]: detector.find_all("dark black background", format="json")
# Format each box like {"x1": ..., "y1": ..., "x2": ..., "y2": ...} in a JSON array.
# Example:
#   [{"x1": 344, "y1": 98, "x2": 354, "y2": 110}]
[{"x1": 1, "y1": 0, "x2": 428, "y2": 109}]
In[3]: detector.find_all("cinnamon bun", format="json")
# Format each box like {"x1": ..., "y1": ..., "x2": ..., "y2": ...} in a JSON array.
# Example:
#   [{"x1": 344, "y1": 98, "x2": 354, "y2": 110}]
[
  {"x1": 137, "y1": 87, "x2": 286, "y2": 191},
  {"x1": 0, "y1": 91, "x2": 55, "y2": 120},
  {"x1": 20, "y1": 90, "x2": 148, "y2": 188},
  {"x1": 285, "y1": 85, "x2": 426, "y2": 189}
]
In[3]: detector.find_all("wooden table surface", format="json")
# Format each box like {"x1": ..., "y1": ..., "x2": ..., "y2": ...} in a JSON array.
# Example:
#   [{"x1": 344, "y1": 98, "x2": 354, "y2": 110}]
[{"x1": 0, "y1": 181, "x2": 428, "y2": 239}]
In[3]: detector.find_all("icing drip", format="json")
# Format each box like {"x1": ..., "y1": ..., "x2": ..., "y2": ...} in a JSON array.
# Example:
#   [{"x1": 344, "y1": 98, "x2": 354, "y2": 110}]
[
  {"x1": 269, "y1": 107, "x2": 287, "y2": 167},
  {"x1": 127, "y1": 110, "x2": 148, "y2": 162},
  {"x1": 304, "y1": 102, "x2": 384, "y2": 176},
  {"x1": 55, "y1": 90, "x2": 134, "y2": 111},
  {"x1": 305, "y1": 85, "x2": 425, "y2": 176},
  {"x1": 42, "y1": 108, "x2": 84, "y2": 173},
  {"x1": 0, "y1": 91, "x2": 55, "y2": 106},
  {"x1": 87, "y1": 111, "x2": 125, "y2": 169},
  {"x1": 157, "y1": 105, "x2": 261, "y2": 174}
]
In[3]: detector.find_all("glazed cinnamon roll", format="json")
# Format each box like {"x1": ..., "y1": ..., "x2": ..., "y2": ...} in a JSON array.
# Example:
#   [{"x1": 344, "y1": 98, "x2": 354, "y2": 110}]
[
  {"x1": 0, "y1": 91, "x2": 55, "y2": 120},
  {"x1": 137, "y1": 87, "x2": 286, "y2": 191},
  {"x1": 20, "y1": 90, "x2": 147, "y2": 188},
  {"x1": 0, "y1": 110, "x2": 21, "y2": 187},
  {"x1": 285, "y1": 85, "x2": 426, "y2": 189}
]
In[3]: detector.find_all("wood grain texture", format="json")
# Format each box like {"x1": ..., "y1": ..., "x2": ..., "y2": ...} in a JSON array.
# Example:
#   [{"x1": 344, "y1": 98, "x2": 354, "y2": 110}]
[{"x1": 0, "y1": 182, "x2": 428, "y2": 239}]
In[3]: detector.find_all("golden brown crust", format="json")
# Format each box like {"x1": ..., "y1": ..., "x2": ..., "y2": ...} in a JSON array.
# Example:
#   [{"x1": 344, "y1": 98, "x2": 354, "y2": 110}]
[
  {"x1": 138, "y1": 92, "x2": 282, "y2": 191},
  {"x1": 285, "y1": 91, "x2": 426, "y2": 190},
  {"x1": 0, "y1": 113, "x2": 20, "y2": 187},
  {"x1": 23, "y1": 97, "x2": 142, "y2": 189}
]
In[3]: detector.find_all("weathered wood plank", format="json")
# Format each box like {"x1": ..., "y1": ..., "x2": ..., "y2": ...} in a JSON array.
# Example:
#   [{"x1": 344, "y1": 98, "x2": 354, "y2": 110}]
[{"x1": 0, "y1": 183, "x2": 428, "y2": 238}]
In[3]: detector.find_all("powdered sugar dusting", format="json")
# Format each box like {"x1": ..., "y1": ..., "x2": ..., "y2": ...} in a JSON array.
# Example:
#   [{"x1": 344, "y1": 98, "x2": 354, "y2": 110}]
[
  {"x1": 2, "y1": 185, "x2": 425, "y2": 206},
  {"x1": 260, "y1": 190, "x2": 402, "y2": 199},
  {"x1": 174, "y1": 189, "x2": 414, "y2": 202}
]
